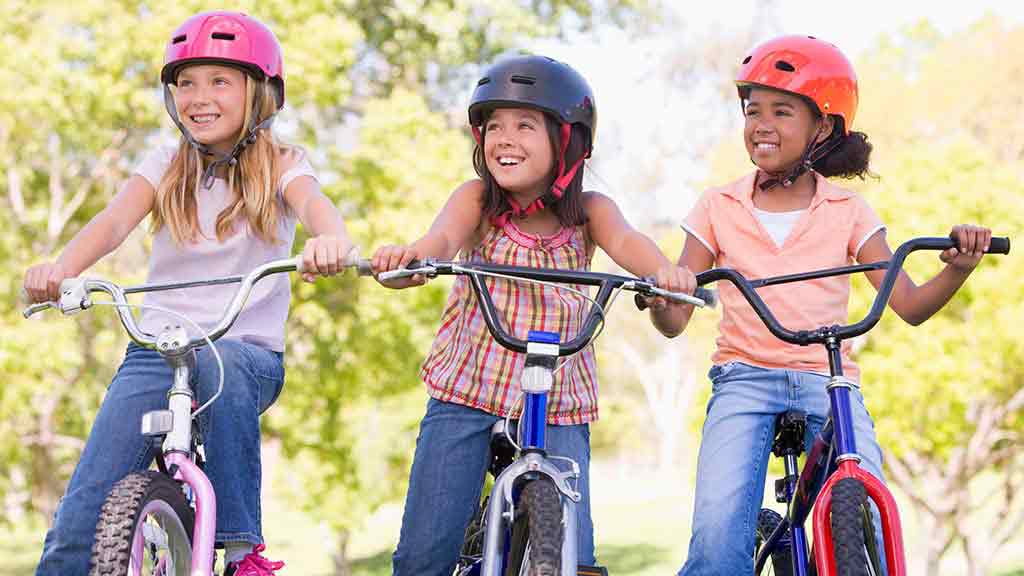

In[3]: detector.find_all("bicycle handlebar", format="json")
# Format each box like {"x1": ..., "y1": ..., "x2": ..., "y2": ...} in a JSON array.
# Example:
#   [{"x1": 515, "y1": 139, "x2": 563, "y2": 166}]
[
  {"x1": 379, "y1": 259, "x2": 715, "y2": 355},
  {"x1": 22, "y1": 254, "x2": 375, "y2": 353},
  {"x1": 697, "y1": 235, "x2": 1010, "y2": 346}
]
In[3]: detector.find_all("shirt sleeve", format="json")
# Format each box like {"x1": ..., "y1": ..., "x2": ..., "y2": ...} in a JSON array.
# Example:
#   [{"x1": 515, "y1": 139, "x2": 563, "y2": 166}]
[
  {"x1": 278, "y1": 151, "x2": 319, "y2": 196},
  {"x1": 681, "y1": 189, "x2": 719, "y2": 257},
  {"x1": 848, "y1": 194, "x2": 886, "y2": 259},
  {"x1": 133, "y1": 145, "x2": 176, "y2": 189}
]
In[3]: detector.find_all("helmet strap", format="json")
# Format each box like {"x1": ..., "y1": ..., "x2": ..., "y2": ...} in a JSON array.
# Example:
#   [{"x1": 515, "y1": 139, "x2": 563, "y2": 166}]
[
  {"x1": 489, "y1": 123, "x2": 586, "y2": 226},
  {"x1": 757, "y1": 125, "x2": 843, "y2": 192}
]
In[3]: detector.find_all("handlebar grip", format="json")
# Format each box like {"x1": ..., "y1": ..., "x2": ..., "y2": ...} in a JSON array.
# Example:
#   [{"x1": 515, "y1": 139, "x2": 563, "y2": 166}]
[
  {"x1": 988, "y1": 236, "x2": 1010, "y2": 254},
  {"x1": 378, "y1": 268, "x2": 417, "y2": 282}
]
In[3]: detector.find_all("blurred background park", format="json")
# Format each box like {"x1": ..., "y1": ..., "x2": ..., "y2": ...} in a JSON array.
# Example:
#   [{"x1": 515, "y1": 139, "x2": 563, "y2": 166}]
[{"x1": 2, "y1": 0, "x2": 1023, "y2": 574}]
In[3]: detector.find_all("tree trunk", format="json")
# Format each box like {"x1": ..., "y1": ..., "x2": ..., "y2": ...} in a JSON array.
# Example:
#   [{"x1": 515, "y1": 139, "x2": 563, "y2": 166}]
[{"x1": 332, "y1": 529, "x2": 352, "y2": 576}]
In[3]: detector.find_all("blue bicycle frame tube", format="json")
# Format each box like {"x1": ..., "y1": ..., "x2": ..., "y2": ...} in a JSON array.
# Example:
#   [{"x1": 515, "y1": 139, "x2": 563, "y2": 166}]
[
  {"x1": 521, "y1": 330, "x2": 559, "y2": 452},
  {"x1": 521, "y1": 392, "x2": 547, "y2": 450}
]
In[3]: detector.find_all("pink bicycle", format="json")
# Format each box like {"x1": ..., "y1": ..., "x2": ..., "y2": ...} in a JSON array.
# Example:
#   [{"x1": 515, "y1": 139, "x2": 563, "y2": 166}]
[{"x1": 24, "y1": 255, "x2": 370, "y2": 576}]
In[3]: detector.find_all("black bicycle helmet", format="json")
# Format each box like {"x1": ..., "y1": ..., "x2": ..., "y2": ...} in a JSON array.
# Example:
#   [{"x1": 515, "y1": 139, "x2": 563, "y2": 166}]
[
  {"x1": 468, "y1": 55, "x2": 596, "y2": 151},
  {"x1": 468, "y1": 55, "x2": 596, "y2": 221}
]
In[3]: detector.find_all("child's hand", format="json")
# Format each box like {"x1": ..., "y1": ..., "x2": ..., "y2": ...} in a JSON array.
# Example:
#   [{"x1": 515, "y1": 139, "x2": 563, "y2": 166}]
[
  {"x1": 647, "y1": 263, "x2": 697, "y2": 311},
  {"x1": 371, "y1": 244, "x2": 428, "y2": 289},
  {"x1": 23, "y1": 262, "x2": 72, "y2": 303},
  {"x1": 940, "y1": 224, "x2": 992, "y2": 272},
  {"x1": 300, "y1": 235, "x2": 355, "y2": 283}
]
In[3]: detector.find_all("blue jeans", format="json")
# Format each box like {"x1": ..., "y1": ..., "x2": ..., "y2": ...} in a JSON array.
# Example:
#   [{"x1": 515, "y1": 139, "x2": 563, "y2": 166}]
[
  {"x1": 393, "y1": 398, "x2": 596, "y2": 576},
  {"x1": 678, "y1": 362, "x2": 887, "y2": 576},
  {"x1": 36, "y1": 340, "x2": 284, "y2": 576}
]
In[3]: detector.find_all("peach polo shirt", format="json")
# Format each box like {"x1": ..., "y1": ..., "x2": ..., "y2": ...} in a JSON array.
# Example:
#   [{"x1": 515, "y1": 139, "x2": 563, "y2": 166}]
[{"x1": 683, "y1": 172, "x2": 885, "y2": 381}]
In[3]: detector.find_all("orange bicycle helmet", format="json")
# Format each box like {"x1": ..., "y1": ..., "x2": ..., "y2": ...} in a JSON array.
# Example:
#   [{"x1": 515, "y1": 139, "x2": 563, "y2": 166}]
[{"x1": 736, "y1": 35, "x2": 857, "y2": 133}]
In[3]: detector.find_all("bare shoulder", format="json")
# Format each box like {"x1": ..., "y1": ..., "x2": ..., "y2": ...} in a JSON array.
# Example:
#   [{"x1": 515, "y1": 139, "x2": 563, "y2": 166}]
[
  {"x1": 452, "y1": 178, "x2": 487, "y2": 203},
  {"x1": 582, "y1": 190, "x2": 621, "y2": 218}
]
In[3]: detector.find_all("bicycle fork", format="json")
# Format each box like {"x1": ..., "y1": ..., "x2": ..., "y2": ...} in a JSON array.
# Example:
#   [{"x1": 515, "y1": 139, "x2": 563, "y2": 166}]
[
  {"x1": 812, "y1": 341, "x2": 907, "y2": 576},
  {"x1": 140, "y1": 327, "x2": 218, "y2": 576},
  {"x1": 479, "y1": 331, "x2": 582, "y2": 576}
]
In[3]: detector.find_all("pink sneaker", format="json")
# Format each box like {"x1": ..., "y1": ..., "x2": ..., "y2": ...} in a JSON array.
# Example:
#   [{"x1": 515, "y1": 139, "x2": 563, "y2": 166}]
[{"x1": 224, "y1": 544, "x2": 285, "y2": 576}]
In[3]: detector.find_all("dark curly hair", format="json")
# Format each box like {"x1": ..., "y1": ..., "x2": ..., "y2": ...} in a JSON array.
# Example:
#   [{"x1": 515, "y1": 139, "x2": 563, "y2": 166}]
[{"x1": 813, "y1": 117, "x2": 874, "y2": 180}]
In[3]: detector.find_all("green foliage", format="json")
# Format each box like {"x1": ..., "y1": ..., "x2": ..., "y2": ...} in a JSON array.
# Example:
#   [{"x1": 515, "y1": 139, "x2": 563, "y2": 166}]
[{"x1": 849, "y1": 138, "x2": 1024, "y2": 460}]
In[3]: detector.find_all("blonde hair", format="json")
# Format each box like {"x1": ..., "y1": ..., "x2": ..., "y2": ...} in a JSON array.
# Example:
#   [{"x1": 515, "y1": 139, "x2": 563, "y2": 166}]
[{"x1": 152, "y1": 75, "x2": 291, "y2": 245}]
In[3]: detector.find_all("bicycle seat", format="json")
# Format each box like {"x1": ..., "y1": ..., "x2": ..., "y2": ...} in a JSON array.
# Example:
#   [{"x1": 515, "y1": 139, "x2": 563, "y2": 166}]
[{"x1": 488, "y1": 420, "x2": 517, "y2": 477}]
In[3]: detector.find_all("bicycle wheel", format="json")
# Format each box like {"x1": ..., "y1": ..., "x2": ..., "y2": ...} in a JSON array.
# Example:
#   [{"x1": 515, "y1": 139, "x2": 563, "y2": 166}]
[
  {"x1": 505, "y1": 478, "x2": 563, "y2": 576},
  {"x1": 754, "y1": 508, "x2": 794, "y2": 575},
  {"x1": 90, "y1": 471, "x2": 194, "y2": 576},
  {"x1": 829, "y1": 477, "x2": 882, "y2": 576},
  {"x1": 455, "y1": 496, "x2": 488, "y2": 575}
]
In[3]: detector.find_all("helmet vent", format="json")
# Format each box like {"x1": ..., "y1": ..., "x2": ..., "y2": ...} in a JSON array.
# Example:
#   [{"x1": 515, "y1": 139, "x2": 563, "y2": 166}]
[
  {"x1": 742, "y1": 56, "x2": 752, "y2": 64},
  {"x1": 172, "y1": 34, "x2": 187, "y2": 44},
  {"x1": 212, "y1": 32, "x2": 236, "y2": 41},
  {"x1": 775, "y1": 60, "x2": 796, "y2": 72},
  {"x1": 477, "y1": 77, "x2": 491, "y2": 87},
  {"x1": 510, "y1": 74, "x2": 536, "y2": 85}
]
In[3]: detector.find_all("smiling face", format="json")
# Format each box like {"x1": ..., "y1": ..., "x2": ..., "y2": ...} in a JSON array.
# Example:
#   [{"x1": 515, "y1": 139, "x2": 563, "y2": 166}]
[
  {"x1": 173, "y1": 64, "x2": 248, "y2": 155},
  {"x1": 482, "y1": 108, "x2": 556, "y2": 200},
  {"x1": 743, "y1": 87, "x2": 831, "y2": 174}
]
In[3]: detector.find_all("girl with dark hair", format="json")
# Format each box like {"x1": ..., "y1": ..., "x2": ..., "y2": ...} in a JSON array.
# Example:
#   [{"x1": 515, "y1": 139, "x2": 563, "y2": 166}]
[
  {"x1": 372, "y1": 54, "x2": 693, "y2": 575},
  {"x1": 649, "y1": 35, "x2": 993, "y2": 575}
]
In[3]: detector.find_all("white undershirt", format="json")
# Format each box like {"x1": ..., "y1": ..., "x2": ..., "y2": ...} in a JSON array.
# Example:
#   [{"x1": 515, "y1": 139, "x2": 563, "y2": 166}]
[{"x1": 754, "y1": 207, "x2": 805, "y2": 247}]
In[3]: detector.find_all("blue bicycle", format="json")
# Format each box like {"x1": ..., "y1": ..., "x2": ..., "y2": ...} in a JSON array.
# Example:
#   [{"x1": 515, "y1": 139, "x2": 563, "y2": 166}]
[
  {"x1": 687, "y1": 235, "x2": 1010, "y2": 576},
  {"x1": 380, "y1": 260, "x2": 713, "y2": 576}
]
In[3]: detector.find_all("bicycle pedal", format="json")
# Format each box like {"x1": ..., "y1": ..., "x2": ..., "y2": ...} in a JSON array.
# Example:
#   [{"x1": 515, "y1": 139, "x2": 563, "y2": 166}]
[{"x1": 578, "y1": 566, "x2": 608, "y2": 576}]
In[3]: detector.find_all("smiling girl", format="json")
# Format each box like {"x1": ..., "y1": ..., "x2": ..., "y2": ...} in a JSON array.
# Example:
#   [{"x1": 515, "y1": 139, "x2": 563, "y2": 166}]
[
  {"x1": 647, "y1": 35, "x2": 993, "y2": 575},
  {"x1": 24, "y1": 11, "x2": 353, "y2": 575},
  {"x1": 372, "y1": 54, "x2": 693, "y2": 575}
]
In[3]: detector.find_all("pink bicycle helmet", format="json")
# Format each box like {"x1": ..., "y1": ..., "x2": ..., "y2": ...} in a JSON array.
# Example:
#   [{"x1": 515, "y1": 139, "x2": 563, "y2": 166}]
[{"x1": 161, "y1": 11, "x2": 284, "y2": 108}]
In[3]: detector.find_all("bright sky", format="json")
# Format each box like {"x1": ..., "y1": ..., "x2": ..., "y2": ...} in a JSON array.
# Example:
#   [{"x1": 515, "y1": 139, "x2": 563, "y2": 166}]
[{"x1": 529, "y1": 0, "x2": 1024, "y2": 228}]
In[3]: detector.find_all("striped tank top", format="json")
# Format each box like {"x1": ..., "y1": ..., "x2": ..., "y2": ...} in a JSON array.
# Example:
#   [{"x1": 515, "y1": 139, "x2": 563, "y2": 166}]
[{"x1": 419, "y1": 220, "x2": 600, "y2": 425}]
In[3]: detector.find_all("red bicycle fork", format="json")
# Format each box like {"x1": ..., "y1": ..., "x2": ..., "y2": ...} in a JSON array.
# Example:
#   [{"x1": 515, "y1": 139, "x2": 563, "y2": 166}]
[{"x1": 811, "y1": 460, "x2": 906, "y2": 575}]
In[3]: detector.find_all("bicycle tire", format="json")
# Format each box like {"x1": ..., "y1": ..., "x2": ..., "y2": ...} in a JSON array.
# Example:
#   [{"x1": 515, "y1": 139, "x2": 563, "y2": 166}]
[
  {"x1": 829, "y1": 477, "x2": 880, "y2": 576},
  {"x1": 505, "y1": 478, "x2": 563, "y2": 576},
  {"x1": 90, "y1": 470, "x2": 194, "y2": 576},
  {"x1": 754, "y1": 508, "x2": 794, "y2": 575},
  {"x1": 456, "y1": 496, "x2": 488, "y2": 574}
]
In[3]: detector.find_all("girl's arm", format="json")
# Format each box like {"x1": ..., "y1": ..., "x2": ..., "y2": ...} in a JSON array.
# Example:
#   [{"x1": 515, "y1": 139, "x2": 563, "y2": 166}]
[
  {"x1": 371, "y1": 179, "x2": 485, "y2": 288},
  {"x1": 650, "y1": 234, "x2": 715, "y2": 337},
  {"x1": 23, "y1": 175, "x2": 155, "y2": 303},
  {"x1": 282, "y1": 167, "x2": 355, "y2": 282},
  {"x1": 857, "y1": 224, "x2": 992, "y2": 326},
  {"x1": 584, "y1": 192, "x2": 697, "y2": 337}
]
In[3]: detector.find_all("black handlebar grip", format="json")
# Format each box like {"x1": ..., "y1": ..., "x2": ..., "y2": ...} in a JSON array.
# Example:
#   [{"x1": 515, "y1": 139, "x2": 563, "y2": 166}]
[{"x1": 988, "y1": 237, "x2": 1010, "y2": 254}]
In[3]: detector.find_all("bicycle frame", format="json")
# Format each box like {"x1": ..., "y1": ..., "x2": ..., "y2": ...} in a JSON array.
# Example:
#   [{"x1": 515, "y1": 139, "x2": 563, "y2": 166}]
[
  {"x1": 381, "y1": 260, "x2": 705, "y2": 576},
  {"x1": 479, "y1": 330, "x2": 581, "y2": 576},
  {"x1": 726, "y1": 235, "x2": 1010, "y2": 576}
]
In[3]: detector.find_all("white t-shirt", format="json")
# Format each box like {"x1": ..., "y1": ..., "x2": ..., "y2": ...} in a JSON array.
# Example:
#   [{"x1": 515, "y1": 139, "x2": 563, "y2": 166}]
[
  {"x1": 134, "y1": 145, "x2": 315, "y2": 352},
  {"x1": 753, "y1": 206, "x2": 805, "y2": 248}
]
